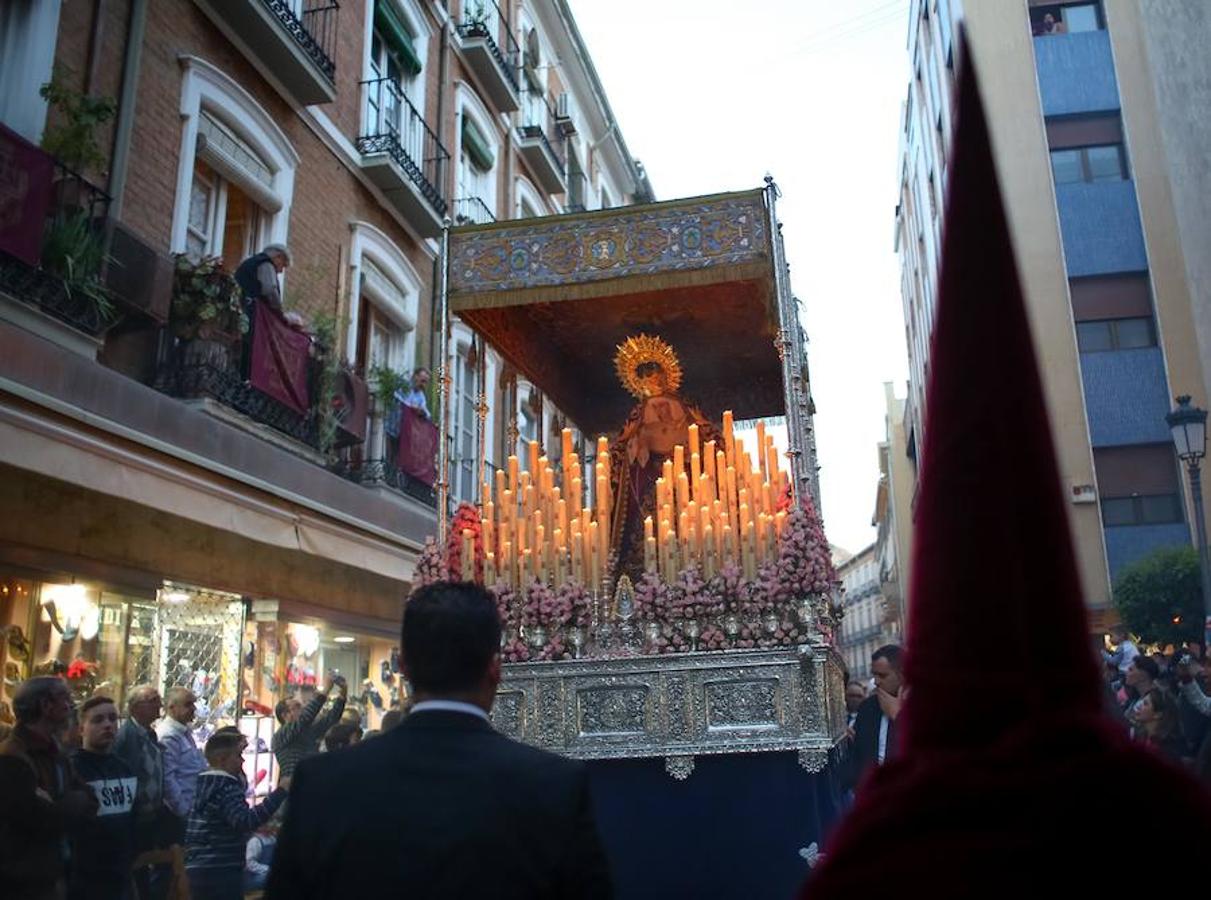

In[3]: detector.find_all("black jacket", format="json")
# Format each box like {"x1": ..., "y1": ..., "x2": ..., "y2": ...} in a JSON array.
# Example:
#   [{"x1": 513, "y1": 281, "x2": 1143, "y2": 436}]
[
  {"x1": 266, "y1": 708, "x2": 612, "y2": 899},
  {"x1": 842, "y1": 693, "x2": 899, "y2": 791},
  {"x1": 68, "y1": 749, "x2": 137, "y2": 899}
]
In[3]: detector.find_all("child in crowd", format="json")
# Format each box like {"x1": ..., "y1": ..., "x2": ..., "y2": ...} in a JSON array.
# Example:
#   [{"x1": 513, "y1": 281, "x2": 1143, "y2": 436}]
[{"x1": 185, "y1": 730, "x2": 288, "y2": 899}]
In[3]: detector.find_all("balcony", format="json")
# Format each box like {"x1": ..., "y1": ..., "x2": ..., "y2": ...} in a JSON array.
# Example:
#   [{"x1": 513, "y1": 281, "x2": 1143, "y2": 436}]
[
  {"x1": 516, "y1": 89, "x2": 567, "y2": 194},
  {"x1": 0, "y1": 130, "x2": 173, "y2": 359},
  {"x1": 456, "y1": 0, "x2": 520, "y2": 112},
  {"x1": 1055, "y1": 180, "x2": 1147, "y2": 277},
  {"x1": 192, "y1": 0, "x2": 339, "y2": 105},
  {"x1": 357, "y1": 78, "x2": 450, "y2": 237},
  {"x1": 453, "y1": 197, "x2": 496, "y2": 226},
  {"x1": 565, "y1": 168, "x2": 587, "y2": 213},
  {"x1": 332, "y1": 458, "x2": 437, "y2": 509}
]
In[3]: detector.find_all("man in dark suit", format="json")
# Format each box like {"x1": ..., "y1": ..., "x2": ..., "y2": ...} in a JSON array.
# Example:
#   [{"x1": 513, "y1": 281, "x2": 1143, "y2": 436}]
[
  {"x1": 266, "y1": 581, "x2": 613, "y2": 899},
  {"x1": 842, "y1": 644, "x2": 904, "y2": 792}
]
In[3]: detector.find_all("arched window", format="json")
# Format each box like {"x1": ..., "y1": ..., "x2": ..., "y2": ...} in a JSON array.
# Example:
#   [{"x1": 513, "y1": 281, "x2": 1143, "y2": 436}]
[
  {"x1": 455, "y1": 84, "x2": 499, "y2": 223},
  {"x1": 514, "y1": 175, "x2": 546, "y2": 219},
  {"x1": 172, "y1": 58, "x2": 297, "y2": 265}
]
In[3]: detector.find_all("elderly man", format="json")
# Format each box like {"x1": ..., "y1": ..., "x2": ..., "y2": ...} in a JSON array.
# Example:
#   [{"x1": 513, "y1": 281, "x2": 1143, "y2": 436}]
[
  {"x1": 0, "y1": 677, "x2": 97, "y2": 898},
  {"x1": 234, "y1": 243, "x2": 291, "y2": 312},
  {"x1": 113, "y1": 688, "x2": 171, "y2": 867},
  {"x1": 156, "y1": 688, "x2": 205, "y2": 839},
  {"x1": 70, "y1": 695, "x2": 137, "y2": 900}
]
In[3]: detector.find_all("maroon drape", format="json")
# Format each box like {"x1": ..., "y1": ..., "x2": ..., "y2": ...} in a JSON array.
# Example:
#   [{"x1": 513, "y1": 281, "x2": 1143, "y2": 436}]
[
  {"x1": 0, "y1": 123, "x2": 54, "y2": 266},
  {"x1": 250, "y1": 301, "x2": 311, "y2": 414},
  {"x1": 397, "y1": 404, "x2": 438, "y2": 486}
]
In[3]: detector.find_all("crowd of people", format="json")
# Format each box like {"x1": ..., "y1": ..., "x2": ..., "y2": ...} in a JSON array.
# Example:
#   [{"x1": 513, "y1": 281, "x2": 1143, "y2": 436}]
[
  {"x1": 0, "y1": 667, "x2": 392, "y2": 899},
  {"x1": 833, "y1": 626, "x2": 1211, "y2": 798}
]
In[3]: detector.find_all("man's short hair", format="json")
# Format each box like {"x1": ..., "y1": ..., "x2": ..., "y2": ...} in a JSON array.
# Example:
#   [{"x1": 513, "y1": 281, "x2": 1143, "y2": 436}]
[
  {"x1": 262, "y1": 243, "x2": 291, "y2": 264},
  {"x1": 402, "y1": 582, "x2": 501, "y2": 693},
  {"x1": 1132, "y1": 655, "x2": 1160, "y2": 680},
  {"x1": 323, "y1": 722, "x2": 362, "y2": 752},
  {"x1": 80, "y1": 695, "x2": 115, "y2": 717},
  {"x1": 126, "y1": 684, "x2": 159, "y2": 710},
  {"x1": 846, "y1": 680, "x2": 867, "y2": 692},
  {"x1": 380, "y1": 709, "x2": 402, "y2": 731},
  {"x1": 274, "y1": 700, "x2": 292, "y2": 724},
  {"x1": 12, "y1": 677, "x2": 67, "y2": 724},
  {"x1": 164, "y1": 687, "x2": 193, "y2": 708},
  {"x1": 871, "y1": 644, "x2": 904, "y2": 671},
  {"x1": 204, "y1": 731, "x2": 245, "y2": 764}
]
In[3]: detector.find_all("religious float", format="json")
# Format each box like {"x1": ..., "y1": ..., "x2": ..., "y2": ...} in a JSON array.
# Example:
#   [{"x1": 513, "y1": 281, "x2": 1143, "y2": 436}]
[{"x1": 417, "y1": 180, "x2": 846, "y2": 897}]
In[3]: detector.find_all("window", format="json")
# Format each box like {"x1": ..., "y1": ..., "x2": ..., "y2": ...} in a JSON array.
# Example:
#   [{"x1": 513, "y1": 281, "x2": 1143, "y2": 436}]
[
  {"x1": 172, "y1": 58, "x2": 296, "y2": 258},
  {"x1": 1031, "y1": 2, "x2": 1103, "y2": 35},
  {"x1": 1101, "y1": 494, "x2": 1182, "y2": 526},
  {"x1": 455, "y1": 88, "x2": 498, "y2": 221},
  {"x1": 185, "y1": 158, "x2": 266, "y2": 265},
  {"x1": 1075, "y1": 316, "x2": 1156, "y2": 352},
  {"x1": 454, "y1": 343, "x2": 478, "y2": 503},
  {"x1": 1050, "y1": 144, "x2": 1126, "y2": 185}
]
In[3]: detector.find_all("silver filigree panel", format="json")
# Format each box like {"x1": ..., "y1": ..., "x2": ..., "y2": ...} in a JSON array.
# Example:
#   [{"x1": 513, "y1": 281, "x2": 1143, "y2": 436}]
[
  {"x1": 576, "y1": 686, "x2": 649, "y2": 736},
  {"x1": 705, "y1": 679, "x2": 779, "y2": 730}
]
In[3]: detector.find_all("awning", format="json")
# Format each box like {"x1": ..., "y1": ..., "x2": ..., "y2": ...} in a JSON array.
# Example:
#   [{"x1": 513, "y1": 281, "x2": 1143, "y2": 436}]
[
  {"x1": 375, "y1": 0, "x2": 422, "y2": 76},
  {"x1": 461, "y1": 116, "x2": 495, "y2": 172}
]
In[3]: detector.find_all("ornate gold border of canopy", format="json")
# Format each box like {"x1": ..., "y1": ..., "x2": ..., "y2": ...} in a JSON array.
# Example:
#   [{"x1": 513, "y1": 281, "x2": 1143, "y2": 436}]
[{"x1": 434, "y1": 180, "x2": 814, "y2": 537}]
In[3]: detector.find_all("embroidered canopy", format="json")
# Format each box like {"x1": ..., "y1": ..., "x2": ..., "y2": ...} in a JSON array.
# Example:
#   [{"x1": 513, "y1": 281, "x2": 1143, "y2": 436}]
[{"x1": 446, "y1": 189, "x2": 785, "y2": 437}]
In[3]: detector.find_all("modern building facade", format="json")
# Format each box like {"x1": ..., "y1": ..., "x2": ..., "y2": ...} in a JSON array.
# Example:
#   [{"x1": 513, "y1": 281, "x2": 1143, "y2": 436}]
[
  {"x1": 894, "y1": 0, "x2": 1210, "y2": 627},
  {"x1": 837, "y1": 544, "x2": 885, "y2": 680},
  {"x1": 873, "y1": 382, "x2": 913, "y2": 642},
  {"x1": 0, "y1": 0, "x2": 644, "y2": 727}
]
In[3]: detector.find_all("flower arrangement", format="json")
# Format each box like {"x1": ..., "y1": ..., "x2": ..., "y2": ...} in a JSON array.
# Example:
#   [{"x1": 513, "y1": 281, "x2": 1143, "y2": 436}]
[
  {"x1": 170, "y1": 255, "x2": 249, "y2": 341},
  {"x1": 444, "y1": 503, "x2": 484, "y2": 583},
  {"x1": 413, "y1": 537, "x2": 445, "y2": 589}
]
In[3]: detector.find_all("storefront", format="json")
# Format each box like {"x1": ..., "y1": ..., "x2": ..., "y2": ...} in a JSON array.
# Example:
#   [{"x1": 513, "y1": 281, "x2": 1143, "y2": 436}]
[{"x1": 0, "y1": 565, "x2": 244, "y2": 737}]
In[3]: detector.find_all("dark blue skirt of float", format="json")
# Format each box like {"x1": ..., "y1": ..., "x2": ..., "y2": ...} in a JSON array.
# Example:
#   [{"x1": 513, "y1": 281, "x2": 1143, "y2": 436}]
[{"x1": 587, "y1": 751, "x2": 842, "y2": 900}]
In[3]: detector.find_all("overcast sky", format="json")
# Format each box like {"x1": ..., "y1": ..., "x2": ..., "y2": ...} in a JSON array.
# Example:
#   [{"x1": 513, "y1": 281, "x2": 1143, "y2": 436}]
[{"x1": 568, "y1": 0, "x2": 912, "y2": 554}]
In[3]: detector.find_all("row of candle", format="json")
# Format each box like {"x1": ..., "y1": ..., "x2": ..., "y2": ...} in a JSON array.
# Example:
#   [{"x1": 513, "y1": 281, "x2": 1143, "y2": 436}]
[
  {"x1": 643, "y1": 416, "x2": 788, "y2": 582},
  {"x1": 461, "y1": 413, "x2": 789, "y2": 591},
  {"x1": 468, "y1": 433, "x2": 614, "y2": 593}
]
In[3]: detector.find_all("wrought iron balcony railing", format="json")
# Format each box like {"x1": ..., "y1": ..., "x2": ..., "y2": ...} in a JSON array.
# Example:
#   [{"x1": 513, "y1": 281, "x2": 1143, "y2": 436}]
[
  {"x1": 262, "y1": 0, "x2": 339, "y2": 83},
  {"x1": 518, "y1": 87, "x2": 566, "y2": 172},
  {"x1": 358, "y1": 77, "x2": 450, "y2": 216},
  {"x1": 331, "y1": 458, "x2": 437, "y2": 508},
  {"x1": 456, "y1": 0, "x2": 520, "y2": 93},
  {"x1": 453, "y1": 197, "x2": 496, "y2": 225},
  {"x1": 0, "y1": 158, "x2": 114, "y2": 336}
]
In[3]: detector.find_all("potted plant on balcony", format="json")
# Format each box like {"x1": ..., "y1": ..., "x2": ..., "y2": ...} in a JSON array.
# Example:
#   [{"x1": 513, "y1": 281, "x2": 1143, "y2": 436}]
[{"x1": 170, "y1": 255, "x2": 249, "y2": 371}]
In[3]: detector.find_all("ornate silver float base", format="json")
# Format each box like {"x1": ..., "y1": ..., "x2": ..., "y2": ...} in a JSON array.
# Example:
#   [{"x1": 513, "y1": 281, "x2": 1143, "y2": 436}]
[{"x1": 494, "y1": 641, "x2": 847, "y2": 779}]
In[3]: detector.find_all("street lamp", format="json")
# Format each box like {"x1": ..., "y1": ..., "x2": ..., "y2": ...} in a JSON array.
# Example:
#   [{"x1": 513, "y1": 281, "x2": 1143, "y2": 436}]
[{"x1": 1166, "y1": 395, "x2": 1211, "y2": 647}]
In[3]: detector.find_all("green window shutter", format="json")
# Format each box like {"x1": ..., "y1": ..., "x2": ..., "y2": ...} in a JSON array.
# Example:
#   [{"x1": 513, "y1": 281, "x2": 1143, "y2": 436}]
[
  {"x1": 375, "y1": 0, "x2": 422, "y2": 76},
  {"x1": 461, "y1": 117, "x2": 495, "y2": 172}
]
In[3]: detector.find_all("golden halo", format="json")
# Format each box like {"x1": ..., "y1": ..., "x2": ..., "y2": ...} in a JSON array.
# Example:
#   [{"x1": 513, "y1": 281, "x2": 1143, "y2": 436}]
[{"x1": 614, "y1": 334, "x2": 683, "y2": 399}]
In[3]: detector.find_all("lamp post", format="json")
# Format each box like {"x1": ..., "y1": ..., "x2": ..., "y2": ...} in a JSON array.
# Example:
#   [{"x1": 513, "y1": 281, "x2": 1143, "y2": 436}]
[{"x1": 1167, "y1": 395, "x2": 1211, "y2": 647}]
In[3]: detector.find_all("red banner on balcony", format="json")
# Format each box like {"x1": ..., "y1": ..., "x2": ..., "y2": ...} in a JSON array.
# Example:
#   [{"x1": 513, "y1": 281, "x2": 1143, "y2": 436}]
[
  {"x1": 0, "y1": 123, "x2": 54, "y2": 267},
  {"x1": 250, "y1": 301, "x2": 311, "y2": 414},
  {"x1": 397, "y1": 404, "x2": 438, "y2": 487}
]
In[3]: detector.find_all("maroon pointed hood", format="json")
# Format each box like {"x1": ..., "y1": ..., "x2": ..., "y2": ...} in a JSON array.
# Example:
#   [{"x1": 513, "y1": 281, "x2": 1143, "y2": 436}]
[{"x1": 803, "y1": 43, "x2": 1211, "y2": 898}]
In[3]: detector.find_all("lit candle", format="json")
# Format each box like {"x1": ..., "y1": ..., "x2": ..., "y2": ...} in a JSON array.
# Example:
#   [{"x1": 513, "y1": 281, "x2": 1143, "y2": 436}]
[
  {"x1": 723, "y1": 524, "x2": 736, "y2": 564},
  {"x1": 555, "y1": 535, "x2": 565, "y2": 585},
  {"x1": 663, "y1": 459, "x2": 674, "y2": 492},
  {"x1": 528, "y1": 440, "x2": 540, "y2": 480},
  {"x1": 756, "y1": 421, "x2": 767, "y2": 479},
  {"x1": 646, "y1": 536, "x2": 657, "y2": 573},
  {"x1": 644, "y1": 515, "x2": 654, "y2": 543},
  {"x1": 507, "y1": 455, "x2": 519, "y2": 495},
  {"x1": 704, "y1": 440, "x2": 717, "y2": 489},
  {"x1": 722, "y1": 410, "x2": 735, "y2": 467},
  {"x1": 461, "y1": 529, "x2": 475, "y2": 582},
  {"x1": 587, "y1": 520, "x2": 600, "y2": 593},
  {"x1": 557, "y1": 498, "x2": 568, "y2": 545},
  {"x1": 726, "y1": 467, "x2": 738, "y2": 519},
  {"x1": 674, "y1": 444, "x2": 685, "y2": 480},
  {"x1": 572, "y1": 477, "x2": 583, "y2": 517},
  {"x1": 716, "y1": 450, "x2": 728, "y2": 507},
  {"x1": 774, "y1": 510, "x2": 787, "y2": 539},
  {"x1": 690, "y1": 452, "x2": 701, "y2": 501},
  {"x1": 763, "y1": 483, "x2": 774, "y2": 522},
  {"x1": 502, "y1": 540, "x2": 513, "y2": 588},
  {"x1": 561, "y1": 428, "x2": 573, "y2": 467},
  {"x1": 484, "y1": 501, "x2": 495, "y2": 556},
  {"x1": 703, "y1": 524, "x2": 715, "y2": 579},
  {"x1": 766, "y1": 441, "x2": 779, "y2": 489},
  {"x1": 485, "y1": 551, "x2": 496, "y2": 587},
  {"x1": 677, "y1": 472, "x2": 690, "y2": 514},
  {"x1": 571, "y1": 529, "x2": 583, "y2": 584},
  {"x1": 655, "y1": 477, "x2": 666, "y2": 514},
  {"x1": 665, "y1": 528, "x2": 678, "y2": 582},
  {"x1": 536, "y1": 524, "x2": 546, "y2": 581},
  {"x1": 596, "y1": 435, "x2": 609, "y2": 465},
  {"x1": 688, "y1": 423, "x2": 700, "y2": 460},
  {"x1": 522, "y1": 548, "x2": 532, "y2": 584}
]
